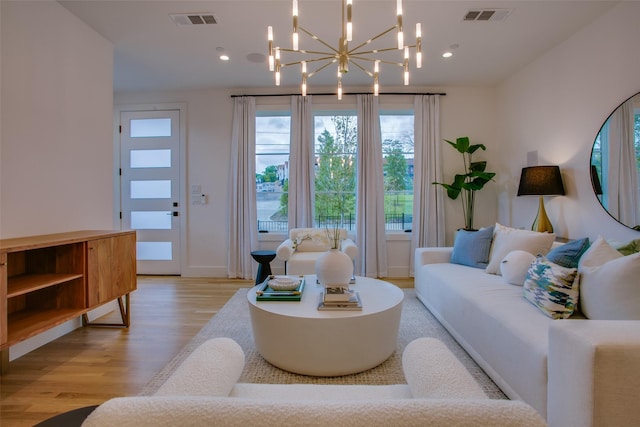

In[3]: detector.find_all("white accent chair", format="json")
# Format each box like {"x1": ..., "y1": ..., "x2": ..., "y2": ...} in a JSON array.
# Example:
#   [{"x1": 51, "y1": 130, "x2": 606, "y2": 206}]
[{"x1": 276, "y1": 227, "x2": 358, "y2": 275}]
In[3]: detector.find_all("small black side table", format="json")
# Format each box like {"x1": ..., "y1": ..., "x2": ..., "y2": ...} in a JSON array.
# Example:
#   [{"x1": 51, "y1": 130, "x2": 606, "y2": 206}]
[{"x1": 251, "y1": 250, "x2": 277, "y2": 285}]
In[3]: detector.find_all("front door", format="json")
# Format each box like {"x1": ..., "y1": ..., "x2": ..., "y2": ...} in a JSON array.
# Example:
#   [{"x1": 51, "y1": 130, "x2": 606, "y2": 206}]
[{"x1": 120, "y1": 110, "x2": 181, "y2": 274}]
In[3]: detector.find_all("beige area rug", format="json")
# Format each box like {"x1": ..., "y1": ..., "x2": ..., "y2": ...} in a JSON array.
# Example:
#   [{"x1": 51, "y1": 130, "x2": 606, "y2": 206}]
[{"x1": 140, "y1": 288, "x2": 506, "y2": 399}]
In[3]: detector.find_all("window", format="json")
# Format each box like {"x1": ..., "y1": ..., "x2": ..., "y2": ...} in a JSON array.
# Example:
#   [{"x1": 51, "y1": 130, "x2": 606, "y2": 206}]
[
  {"x1": 381, "y1": 111, "x2": 414, "y2": 231},
  {"x1": 255, "y1": 102, "x2": 416, "y2": 235},
  {"x1": 255, "y1": 112, "x2": 291, "y2": 232},
  {"x1": 313, "y1": 112, "x2": 357, "y2": 230}
]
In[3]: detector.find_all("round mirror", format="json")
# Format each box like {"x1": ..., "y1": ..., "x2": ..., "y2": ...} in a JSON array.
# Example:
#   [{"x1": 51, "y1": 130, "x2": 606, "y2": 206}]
[{"x1": 590, "y1": 92, "x2": 640, "y2": 231}]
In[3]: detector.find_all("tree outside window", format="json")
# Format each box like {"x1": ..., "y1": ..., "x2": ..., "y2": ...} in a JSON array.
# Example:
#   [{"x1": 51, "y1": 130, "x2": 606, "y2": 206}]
[{"x1": 314, "y1": 114, "x2": 357, "y2": 229}]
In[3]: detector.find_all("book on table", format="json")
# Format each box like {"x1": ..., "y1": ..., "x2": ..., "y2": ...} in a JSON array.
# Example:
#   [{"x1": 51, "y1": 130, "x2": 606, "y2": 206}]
[
  {"x1": 323, "y1": 286, "x2": 355, "y2": 302},
  {"x1": 318, "y1": 290, "x2": 362, "y2": 311}
]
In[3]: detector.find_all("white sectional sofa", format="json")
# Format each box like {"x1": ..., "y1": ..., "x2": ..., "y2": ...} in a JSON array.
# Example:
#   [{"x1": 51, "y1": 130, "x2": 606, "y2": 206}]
[
  {"x1": 415, "y1": 240, "x2": 640, "y2": 427},
  {"x1": 81, "y1": 337, "x2": 546, "y2": 427}
]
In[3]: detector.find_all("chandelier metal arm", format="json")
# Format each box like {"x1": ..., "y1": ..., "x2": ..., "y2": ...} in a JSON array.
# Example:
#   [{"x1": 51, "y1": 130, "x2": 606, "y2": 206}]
[
  {"x1": 348, "y1": 59, "x2": 374, "y2": 78},
  {"x1": 278, "y1": 47, "x2": 336, "y2": 56},
  {"x1": 307, "y1": 60, "x2": 338, "y2": 78},
  {"x1": 281, "y1": 57, "x2": 336, "y2": 68},
  {"x1": 299, "y1": 26, "x2": 340, "y2": 54},
  {"x1": 352, "y1": 45, "x2": 416, "y2": 56},
  {"x1": 347, "y1": 26, "x2": 398, "y2": 53},
  {"x1": 349, "y1": 56, "x2": 402, "y2": 67}
]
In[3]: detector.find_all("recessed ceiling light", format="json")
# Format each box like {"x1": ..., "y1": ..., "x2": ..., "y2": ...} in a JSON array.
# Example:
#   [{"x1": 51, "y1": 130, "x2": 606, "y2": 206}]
[
  {"x1": 442, "y1": 51, "x2": 454, "y2": 58},
  {"x1": 219, "y1": 54, "x2": 230, "y2": 61}
]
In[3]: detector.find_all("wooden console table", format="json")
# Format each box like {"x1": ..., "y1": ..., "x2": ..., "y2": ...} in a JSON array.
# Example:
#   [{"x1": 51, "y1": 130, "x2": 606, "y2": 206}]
[{"x1": 0, "y1": 230, "x2": 137, "y2": 374}]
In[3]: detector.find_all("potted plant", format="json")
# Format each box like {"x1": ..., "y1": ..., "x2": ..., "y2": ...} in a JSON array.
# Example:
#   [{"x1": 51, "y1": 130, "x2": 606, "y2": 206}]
[{"x1": 433, "y1": 136, "x2": 496, "y2": 230}]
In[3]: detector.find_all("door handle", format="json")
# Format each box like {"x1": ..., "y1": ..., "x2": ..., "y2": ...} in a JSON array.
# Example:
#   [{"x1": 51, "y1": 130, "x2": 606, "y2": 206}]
[{"x1": 167, "y1": 212, "x2": 179, "y2": 216}]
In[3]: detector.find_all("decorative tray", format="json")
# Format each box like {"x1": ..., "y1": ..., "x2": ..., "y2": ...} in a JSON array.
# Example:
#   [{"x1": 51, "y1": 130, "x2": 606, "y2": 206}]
[{"x1": 256, "y1": 275, "x2": 305, "y2": 301}]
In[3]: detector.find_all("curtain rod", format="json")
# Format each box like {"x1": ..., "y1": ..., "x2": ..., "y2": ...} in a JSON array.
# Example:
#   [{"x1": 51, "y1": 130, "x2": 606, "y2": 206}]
[{"x1": 230, "y1": 92, "x2": 446, "y2": 98}]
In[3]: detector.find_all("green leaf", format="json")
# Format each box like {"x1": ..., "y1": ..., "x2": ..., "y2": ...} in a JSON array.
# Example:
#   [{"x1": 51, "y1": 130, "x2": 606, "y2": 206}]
[
  {"x1": 455, "y1": 136, "x2": 470, "y2": 153},
  {"x1": 469, "y1": 161, "x2": 487, "y2": 172},
  {"x1": 467, "y1": 144, "x2": 486, "y2": 154}
]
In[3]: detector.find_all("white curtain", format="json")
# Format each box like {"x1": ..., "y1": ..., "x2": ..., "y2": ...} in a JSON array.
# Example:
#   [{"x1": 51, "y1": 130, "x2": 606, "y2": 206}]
[
  {"x1": 606, "y1": 99, "x2": 640, "y2": 227},
  {"x1": 356, "y1": 94, "x2": 388, "y2": 278},
  {"x1": 289, "y1": 95, "x2": 315, "y2": 228},
  {"x1": 228, "y1": 96, "x2": 258, "y2": 279},
  {"x1": 411, "y1": 95, "x2": 444, "y2": 276}
]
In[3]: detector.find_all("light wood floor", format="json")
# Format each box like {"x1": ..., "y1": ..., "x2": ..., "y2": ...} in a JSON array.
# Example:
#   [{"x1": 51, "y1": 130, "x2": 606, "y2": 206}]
[{"x1": 0, "y1": 276, "x2": 413, "y2": 426}]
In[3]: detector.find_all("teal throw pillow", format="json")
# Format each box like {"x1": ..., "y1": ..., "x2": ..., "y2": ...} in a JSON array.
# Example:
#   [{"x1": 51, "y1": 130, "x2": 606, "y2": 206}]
[
  {"x1": 616, "y1": 238, "x2": 640, "y2": 256},
  {"x1": 523, "y1": 256, "x2": 579, "y2": 319},
  {"x1": 451, "y1": 226, "x2": 494, "y2": 269},
  {"x1": 546, "y1": 237, "x2": 590, "y2": 268}
]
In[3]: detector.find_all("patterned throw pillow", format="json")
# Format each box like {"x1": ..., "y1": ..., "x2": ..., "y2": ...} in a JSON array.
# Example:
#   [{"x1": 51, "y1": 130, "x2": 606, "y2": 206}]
[
  {"x1": 523, "y1": 256, "x2": 579, "y2": 319},
  {"x1": 546, "y1": 237, "x2": 590, "y2": 268},
  {"x1": 616, "y1": 238, "x2": 640, "y2": 256}
]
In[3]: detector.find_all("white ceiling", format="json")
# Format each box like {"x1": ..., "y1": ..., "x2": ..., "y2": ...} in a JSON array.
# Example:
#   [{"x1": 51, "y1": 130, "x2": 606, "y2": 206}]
[{"x1": 57, "y1": 0, "x2": 617, "y2": 93}]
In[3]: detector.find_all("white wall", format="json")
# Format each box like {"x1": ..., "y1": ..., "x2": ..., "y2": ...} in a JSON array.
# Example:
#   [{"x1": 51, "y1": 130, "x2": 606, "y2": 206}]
[
  {"x1": 0, "y1": 0, "x2": 115, "y2": 359},
  {"x1": 496, "y1": 1, "x2": 640, "y2": 243},
  {"x1": 1, "y1": 1, "x2": 114, "y2": 238},
  {"x1": 115, "y1": 86, "x2": 497, "y2": 277}
]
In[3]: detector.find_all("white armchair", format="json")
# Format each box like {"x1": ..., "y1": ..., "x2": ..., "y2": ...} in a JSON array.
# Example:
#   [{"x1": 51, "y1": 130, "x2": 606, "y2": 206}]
[{"x1": 276, "y1": 228, "x2": 358, "y2": 275}]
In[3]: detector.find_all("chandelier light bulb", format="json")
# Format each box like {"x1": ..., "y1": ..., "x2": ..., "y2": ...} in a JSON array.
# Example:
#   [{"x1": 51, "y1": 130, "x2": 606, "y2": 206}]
[
  {"x1": 293, "y1": 32, "x2": 299, "y2": 51},
  {"x1": 267, "y1": 26, "x2": 274, "y2": 71},
  {"x1": 292, "y1": 0, "x2": 298, "y2": 16},
  {"x1": 374, "y1": 59, "x2": 380, "y2": 73},
  {"x1": 337, "y1": 78, "x2": 343, "y2": 100},
  {"x1": 346, "y1": 0, "x2": 353, "y2": 41},
  {"x1": 415, "y1": 22, "x2": 421, "y2": 38},
  {"x1": 374, "y1": 74, "x2": 379, "y2": 96},
  {"x1": 274, "y1": 48, "x2": 281, "y2": 84},
  {"x1": 396, "y1": 0, "x2": 403, "y2": 15}
]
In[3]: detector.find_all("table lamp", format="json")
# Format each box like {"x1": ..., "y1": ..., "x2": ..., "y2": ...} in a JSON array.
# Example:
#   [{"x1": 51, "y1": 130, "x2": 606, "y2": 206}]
[{"x1": 517, "y1": 166, "x2": 565, "y2": 233}]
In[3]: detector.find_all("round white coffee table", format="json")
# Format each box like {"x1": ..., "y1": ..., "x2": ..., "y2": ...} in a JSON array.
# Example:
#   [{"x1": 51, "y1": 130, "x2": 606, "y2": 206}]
[{"x1": 247, "y1": 275, "x2": 404, "y2": 376}]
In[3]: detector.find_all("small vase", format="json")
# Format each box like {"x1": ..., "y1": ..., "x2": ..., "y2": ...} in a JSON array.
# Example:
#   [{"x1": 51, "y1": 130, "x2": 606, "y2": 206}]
[{"x1": 315, "y1": 248, "x2": 353, "y2": 287}]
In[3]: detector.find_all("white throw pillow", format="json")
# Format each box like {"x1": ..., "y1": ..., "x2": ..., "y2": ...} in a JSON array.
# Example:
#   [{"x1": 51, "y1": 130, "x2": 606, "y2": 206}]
[
  {"x1": 579, "y1": 251, "x2": 640, "y2": 320},
  {"x1": 500, "y1": 250, "x2": 536, "y2": 286},
  {"x1": 578, "y1": 236, "x2": 622, "y2": 270},
  {"x1": 486, "y1": 223, "x2": 556, "y2": 275}
]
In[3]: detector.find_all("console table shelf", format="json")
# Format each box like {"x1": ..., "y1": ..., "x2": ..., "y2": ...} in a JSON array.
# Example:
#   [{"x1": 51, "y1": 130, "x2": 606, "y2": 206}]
[
  {"x1": 0, "y1": 230, "x2": 137, "y2": 374},
  {"x1": 8, "y1": 308, "x2": 83, "y2": 343},
  {"x1": 7, "y1": 273, "x2": 85, "y2": 298}
]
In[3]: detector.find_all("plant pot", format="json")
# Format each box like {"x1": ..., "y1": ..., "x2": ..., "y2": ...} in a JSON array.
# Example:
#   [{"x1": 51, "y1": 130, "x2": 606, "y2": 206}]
[{"x1": 315, "y1": 249, "x2": 353, "y2": 287}]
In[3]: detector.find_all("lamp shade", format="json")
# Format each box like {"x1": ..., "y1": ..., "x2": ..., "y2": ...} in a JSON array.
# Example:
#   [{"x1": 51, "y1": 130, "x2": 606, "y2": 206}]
[{"x1": 517, "y1": 166, "x2": 565, "y2": 196}]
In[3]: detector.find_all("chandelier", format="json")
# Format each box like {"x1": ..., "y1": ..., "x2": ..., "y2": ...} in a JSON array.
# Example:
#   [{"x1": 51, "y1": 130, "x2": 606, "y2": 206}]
[{"x1": 267, "y1": 0, "x2": 422, "y2": 99}]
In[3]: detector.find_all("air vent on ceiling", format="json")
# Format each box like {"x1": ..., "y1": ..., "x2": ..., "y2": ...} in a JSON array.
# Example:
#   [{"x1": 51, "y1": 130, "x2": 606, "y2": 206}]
[
  {"x1": 463, "y1": 9, "x2": 511, "y2": 22},
  {"x1": 170, "y1": 13, "x2": 218, "y2": 26}
]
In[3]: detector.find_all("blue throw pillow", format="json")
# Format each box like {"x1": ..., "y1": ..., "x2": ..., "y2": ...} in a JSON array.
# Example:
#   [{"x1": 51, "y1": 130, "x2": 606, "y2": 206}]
[
  {"x1": 546, "y1": 237, "x2": 590, "y2": 268},
  {"x1": 451, "y1": 226, "x2": 494, "y2": 269}
]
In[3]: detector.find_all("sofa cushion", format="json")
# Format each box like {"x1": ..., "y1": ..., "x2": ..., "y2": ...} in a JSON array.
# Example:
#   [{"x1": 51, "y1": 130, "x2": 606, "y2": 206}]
[
  {"x1": 500, "y1": 250, "x2": 535, "y2": 286},
  {"x1": 486, "y1": 223, "x2": 556, "y2": 275},
  {"x1": 523, "y1": 256, "x2": 579, "y2": 319},
  {"x1": 578, "y1": 236, "x2": 622, "y2": 269},
  {"x1": 579, "y1": 251, "x2": 640, "y2": 320},
  {"x1": 450, "y1": 226, "x2": 494, "y2": 269},
  {"x1": 415, "y1": 262, "x2": 552, "y2": 416},
  {"x1": 546, "y1": 237, "x2": 590, "y2": 268}
]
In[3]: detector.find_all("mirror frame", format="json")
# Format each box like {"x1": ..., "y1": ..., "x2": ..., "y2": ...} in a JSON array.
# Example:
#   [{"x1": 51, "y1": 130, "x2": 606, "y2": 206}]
[{"x1": 589, "y1": 91, "x2": 640, "y2": 231}]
